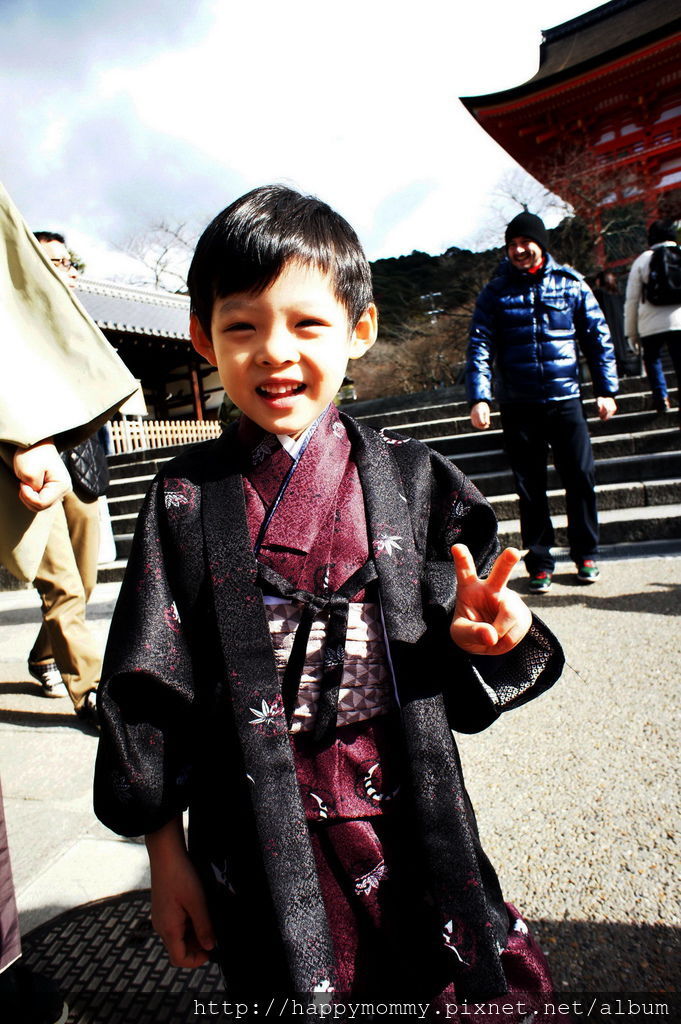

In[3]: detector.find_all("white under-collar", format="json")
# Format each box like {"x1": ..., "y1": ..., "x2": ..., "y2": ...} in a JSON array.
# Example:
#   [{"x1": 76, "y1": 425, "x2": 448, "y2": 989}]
[
  {"x1": 276, "y1": 408, "x2": 330, "y2": 461},
  {"x1": 277, "y1": 425, "x2": 313, "y2": 460}
]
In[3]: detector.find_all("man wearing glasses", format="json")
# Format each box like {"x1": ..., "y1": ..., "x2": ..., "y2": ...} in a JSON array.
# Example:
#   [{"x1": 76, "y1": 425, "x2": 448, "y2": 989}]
[{"x1": 34, "y1": 232, "x2": 79, "y2": 287}]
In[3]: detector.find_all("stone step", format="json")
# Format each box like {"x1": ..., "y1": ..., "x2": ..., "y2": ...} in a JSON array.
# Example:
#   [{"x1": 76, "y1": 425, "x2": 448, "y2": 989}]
[
  {"x1": 107, "y1": 446, "x2": 681, "y2": 540},
  {"x1": 344, "y1": 384, "x2": 465, "y2": 419},
  {"x1": 107, "y1": 477, "x2": 156, "y2": 502},
  {"x1": 384, "y1": 404, "x2": 676, "y2": 447},
  {"x1": 108, "y1": 458, "x2": 172, "y2": 483},
  {"x1": 97, "y1": 558, "x2": 129, "y2": 584},
  {"x1": 349, "y1": 372, "x2": 676, "y2": 425},
  {"x1": 470, "y1": 449, "x2": 681, "y2": 496},
  {"x1": 109, "y1": 510, "x2": 147, "y2": 532},
  {"x1": 366, "y1": 389, "x2": 675, "y2": 442},
  {"x1": 109, "y1": 472, "x2": 681, "y2": 552},
  {"x1": 497, "y1": 502, "x2": 681, "y2": 549},
  {"x1": 102, "y1": 378, "x2": 677, "y2": 482},
  {"x1": 108, "y1": 474, "x2": 679, "y2": 533},
  {"x1": 431, "y1": 424, "x2": 681, "y2": 461},
  {"x1": 346, "y1": 370, "x2": 663, "y2": 421},
  {"x1": 489, "y1": 478, "x2": 680, "y2": 521},
  {"x1": 359, "y1": 387, "x2": 679, "y2": 438},
  {"x1": 107, "y1": 492, "x2": 151, "y2": 516},
  {"x1": 107, "y1": 443, "x2": 194, "y2": 468},
  {"x1": 105, "y1": 429, "x2": 681, "y2": 543},
  {"x1": 108, "y1": 533, "x2": 134, "y2": 560}
]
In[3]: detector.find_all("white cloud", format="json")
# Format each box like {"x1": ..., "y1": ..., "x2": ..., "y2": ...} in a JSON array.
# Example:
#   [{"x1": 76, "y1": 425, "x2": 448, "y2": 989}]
[{"x1": 1, "y1": 0, "x2": 606, "y2": 275}]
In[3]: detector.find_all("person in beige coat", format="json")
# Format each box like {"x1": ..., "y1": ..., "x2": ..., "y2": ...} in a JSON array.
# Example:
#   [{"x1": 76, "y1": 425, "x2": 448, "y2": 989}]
[
  {"x1": 0, "y1": 188, "x2": 135, "y2": 578},
  {"x1": 0, "y1": 179, "x2": 135, "y2": 1023},
  {"x1": 26, "y1": 232, "x2": 107, "y2": 711}
]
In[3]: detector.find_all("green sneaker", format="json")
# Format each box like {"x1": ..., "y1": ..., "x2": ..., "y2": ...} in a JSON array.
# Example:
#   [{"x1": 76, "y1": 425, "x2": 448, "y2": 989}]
[
  {"x1": 577, "y1": 559, "x2": 600, "y2": 583},
  {"x1": 528, "y1": 571, "x2": 553, "y2": 594}
]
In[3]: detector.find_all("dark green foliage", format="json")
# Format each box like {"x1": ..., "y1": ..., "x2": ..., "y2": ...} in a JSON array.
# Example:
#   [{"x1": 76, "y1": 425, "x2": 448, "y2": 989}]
[
  {"x1": 353, "y1": 245, "x2": 503, "y2": 399},
  {"x1": 547, "y1": 217, "x2": 595, "y2": 273},
  {"x1": 370, "y1": 245, "x2": 501, "y2": 343},
  {"x1": 68, "y1": 248, "x2": 86, "y2": 274}
]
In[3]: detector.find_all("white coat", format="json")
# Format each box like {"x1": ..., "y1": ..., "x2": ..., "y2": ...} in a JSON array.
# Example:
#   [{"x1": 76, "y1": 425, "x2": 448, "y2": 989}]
[{"x1": 624, "y1": 240, "x2": 681, "y2": 341}]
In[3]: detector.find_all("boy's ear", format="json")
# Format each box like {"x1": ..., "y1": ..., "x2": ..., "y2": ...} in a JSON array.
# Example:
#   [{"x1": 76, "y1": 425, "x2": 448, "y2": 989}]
[
  {"x1": 348, "y1": 303, "x2": 378, "y2": 360},
  {"x1": 189, "y1": 313, "x2": 217, "y2": 366}
]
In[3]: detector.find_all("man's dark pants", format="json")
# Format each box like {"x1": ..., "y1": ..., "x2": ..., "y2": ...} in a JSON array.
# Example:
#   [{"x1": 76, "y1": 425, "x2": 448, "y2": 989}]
[{"x1": 500, "y1": 398, "x2": 598, "y2": 574}]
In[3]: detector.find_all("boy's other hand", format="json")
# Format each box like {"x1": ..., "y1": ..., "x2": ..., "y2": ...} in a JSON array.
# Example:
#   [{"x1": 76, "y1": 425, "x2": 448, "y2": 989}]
[
  {"x1": 450, "y1": 544, "x2": 531, "y2": 655},
  {"x1": 147, "y1": 822, "x2": 216, "y2": 969}
]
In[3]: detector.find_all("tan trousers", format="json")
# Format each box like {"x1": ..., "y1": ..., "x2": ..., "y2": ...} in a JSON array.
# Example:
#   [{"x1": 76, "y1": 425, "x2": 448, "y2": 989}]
[{"x1": 30, "y1": 490, "x2": 101, "y2": 709}]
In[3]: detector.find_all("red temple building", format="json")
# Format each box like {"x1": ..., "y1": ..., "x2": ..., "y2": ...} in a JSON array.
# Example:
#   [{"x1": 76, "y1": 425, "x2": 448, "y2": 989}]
[{"x1": 461, "y1": 0, "x2": 681, "y2": 266}]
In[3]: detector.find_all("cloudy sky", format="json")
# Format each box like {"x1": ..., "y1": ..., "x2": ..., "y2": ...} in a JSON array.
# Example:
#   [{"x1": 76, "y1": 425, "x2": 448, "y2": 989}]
[{"x1": 1, "y1": 0, "x2": 606, "y2": 280}]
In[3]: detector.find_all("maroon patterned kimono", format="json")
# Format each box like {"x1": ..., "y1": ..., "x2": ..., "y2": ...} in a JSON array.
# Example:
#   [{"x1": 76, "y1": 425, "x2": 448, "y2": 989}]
[
  {"x1": 0, "y1": 779, "x2": 21, "y2": 974},
  {"x1": 95, "y1": 404, "x2": 564, "y2": 1008}
]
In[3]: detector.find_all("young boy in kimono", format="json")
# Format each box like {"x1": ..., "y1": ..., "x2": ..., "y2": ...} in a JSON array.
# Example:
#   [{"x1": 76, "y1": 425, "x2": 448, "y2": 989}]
[{"x1": 94, "y1": 186, "x2": 564, "y2": 1006}]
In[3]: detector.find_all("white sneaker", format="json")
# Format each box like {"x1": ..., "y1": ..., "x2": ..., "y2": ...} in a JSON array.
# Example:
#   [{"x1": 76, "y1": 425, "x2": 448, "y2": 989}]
[{"x1": 28, "y1": 660, "x2": 68, "y2": 698}]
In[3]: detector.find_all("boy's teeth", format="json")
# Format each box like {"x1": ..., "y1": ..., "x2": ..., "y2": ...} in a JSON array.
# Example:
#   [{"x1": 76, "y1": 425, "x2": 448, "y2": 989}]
[{"x1": 261, "y1": 383, "x2": 299, "y2": 394}]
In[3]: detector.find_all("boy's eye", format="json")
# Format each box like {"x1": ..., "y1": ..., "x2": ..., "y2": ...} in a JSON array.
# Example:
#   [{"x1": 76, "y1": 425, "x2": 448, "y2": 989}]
[
  {"x1": 297, "y1": 318, "x2": 325, "y2": 328},
  {"x1": 225, "y1": 322, "x2": 254, "y2": 332}
]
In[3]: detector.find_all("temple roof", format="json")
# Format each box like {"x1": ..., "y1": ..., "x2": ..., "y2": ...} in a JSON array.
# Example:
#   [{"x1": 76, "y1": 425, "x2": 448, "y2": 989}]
[
  {"x1": 75, "y1": 278, "x2": 191, "y2": 341},
  {"x1": 462, "y1": 0, "x2": 681, "y2": 111}
]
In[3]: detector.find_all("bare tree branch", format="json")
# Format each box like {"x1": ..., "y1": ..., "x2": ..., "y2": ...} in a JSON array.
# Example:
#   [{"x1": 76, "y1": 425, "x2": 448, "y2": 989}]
[{"x1": 115, "y1": 220, "x2": 200, "y2": 292}]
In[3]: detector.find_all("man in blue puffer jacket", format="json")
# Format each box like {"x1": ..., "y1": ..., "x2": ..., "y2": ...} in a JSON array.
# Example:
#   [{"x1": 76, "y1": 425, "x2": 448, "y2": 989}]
[{"x1": 466, "y1": 212, "x2": 619, "y2": 593}]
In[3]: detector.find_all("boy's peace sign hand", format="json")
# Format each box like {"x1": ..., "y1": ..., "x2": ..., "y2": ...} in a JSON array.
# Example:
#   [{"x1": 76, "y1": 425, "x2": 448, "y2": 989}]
[{"x1": 449, "y1": 544, "x2": 531, "y2": 656}]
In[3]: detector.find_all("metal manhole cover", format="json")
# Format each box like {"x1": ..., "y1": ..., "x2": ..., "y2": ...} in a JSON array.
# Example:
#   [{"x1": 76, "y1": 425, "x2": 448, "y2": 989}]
[{"x1": 21, "y1": 890, "x2": 223, "y2": 1023}]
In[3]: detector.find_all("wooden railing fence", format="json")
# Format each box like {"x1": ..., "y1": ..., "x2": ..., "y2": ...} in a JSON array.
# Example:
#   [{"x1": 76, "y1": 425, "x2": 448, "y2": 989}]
[{"x1": 110, "y1": 418, "x2": 222, "y2": 454}]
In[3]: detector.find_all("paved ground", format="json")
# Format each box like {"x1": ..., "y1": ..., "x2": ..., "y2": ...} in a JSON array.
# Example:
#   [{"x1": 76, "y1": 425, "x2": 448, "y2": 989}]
[
  {"x1": 456, "y1": 544, "x2": 681, "y2": 996},
  {"x1": 1, "y1": 543, "x2": 679, "y2": 1008},
  {"x1": 0, "y1": 581, "x2": 149, "y2": 937}
]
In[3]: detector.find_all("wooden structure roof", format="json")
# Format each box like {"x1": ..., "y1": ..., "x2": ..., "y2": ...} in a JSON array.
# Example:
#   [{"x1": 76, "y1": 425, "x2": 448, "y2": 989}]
[
  {"x1": 75, "y1": 278, "x2": 219, "y2": 419},
  {"x1": 460, "y1": 0, "x2": 681, "y2": 236},
  {"x1": 75, "y1": 278, "x2": 190, "y2": 344},
  {"x1": 463, "y1": 0, "x2": 681, "y2": 109}
]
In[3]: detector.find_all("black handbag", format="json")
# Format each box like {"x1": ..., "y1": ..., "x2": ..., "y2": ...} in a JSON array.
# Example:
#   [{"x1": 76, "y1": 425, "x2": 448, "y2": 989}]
[{"x1": 64, "y1": 436, "x2": 110, "y2": 501}]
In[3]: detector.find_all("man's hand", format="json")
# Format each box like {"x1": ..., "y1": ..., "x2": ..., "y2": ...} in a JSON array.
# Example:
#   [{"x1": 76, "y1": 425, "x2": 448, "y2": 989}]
[
  {"x1": 13, "y1": 439, "x2": 71, "y2": 511},
  {"x1": 450, "y1": 544, "x2": 531, "y2": 656},
  {"x1": 470, "y1": 402, "x2": 491, "y2": 430},
  {"x1": 596, "y1": 396, "x2": 617, "y2": 421},
  {"x1": 146, "y1": 819, "x2": 216, "y2": 969}
]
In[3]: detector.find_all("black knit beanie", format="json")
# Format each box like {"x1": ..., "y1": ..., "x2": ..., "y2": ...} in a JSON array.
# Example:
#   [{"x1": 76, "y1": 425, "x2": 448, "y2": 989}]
[{"x1": 505, "y1": 212, "x2": 549, "y2": 252}]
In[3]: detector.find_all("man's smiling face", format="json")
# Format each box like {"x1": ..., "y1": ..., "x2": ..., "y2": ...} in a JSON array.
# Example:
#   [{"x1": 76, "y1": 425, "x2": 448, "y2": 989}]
[{"x1": 507, "y1": 236, "x2": 544, "y2": 272}]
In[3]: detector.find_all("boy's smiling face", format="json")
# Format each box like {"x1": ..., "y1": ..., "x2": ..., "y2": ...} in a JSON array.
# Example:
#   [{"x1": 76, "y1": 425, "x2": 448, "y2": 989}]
[{"x1": 191, "y1": 261, "x2": 377, "y2": 438}]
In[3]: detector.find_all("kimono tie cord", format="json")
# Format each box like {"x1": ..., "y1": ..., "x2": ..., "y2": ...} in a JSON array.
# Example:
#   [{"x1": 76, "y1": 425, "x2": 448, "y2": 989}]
[{"x1": 256, "y1": 560, "x2": 378, "y2": 743}]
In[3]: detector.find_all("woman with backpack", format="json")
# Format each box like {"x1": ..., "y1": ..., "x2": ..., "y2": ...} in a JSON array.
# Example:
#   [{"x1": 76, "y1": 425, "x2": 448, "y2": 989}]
[{"x1": 624, "y1": 219, "x2": 681, "y2": 420}]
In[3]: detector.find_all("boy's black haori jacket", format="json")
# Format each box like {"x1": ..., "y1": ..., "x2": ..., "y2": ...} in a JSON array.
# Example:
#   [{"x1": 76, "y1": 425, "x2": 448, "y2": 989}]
[{"x1": 94, "y1": 412, "x2": 564, "y2": 1000}]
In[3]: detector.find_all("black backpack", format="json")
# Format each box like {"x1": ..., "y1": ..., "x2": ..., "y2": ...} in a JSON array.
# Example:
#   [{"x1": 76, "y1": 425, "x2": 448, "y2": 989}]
[{"x1": 645, "y1": 245, "x2": 681, "y2": 305}]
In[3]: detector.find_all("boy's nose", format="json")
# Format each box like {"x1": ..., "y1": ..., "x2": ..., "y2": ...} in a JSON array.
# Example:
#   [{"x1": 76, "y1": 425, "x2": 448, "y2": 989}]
[{"x1": 256, "y1": 328, "x2": 300, "y2": 366}]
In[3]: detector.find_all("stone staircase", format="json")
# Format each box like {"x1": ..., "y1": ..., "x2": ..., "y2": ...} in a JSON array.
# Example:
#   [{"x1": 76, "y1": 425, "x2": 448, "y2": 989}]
[
  {"x1": 82, "y1": 370, "x2": 681, "y2": 584},
  {"x1": 350, "y1": 371, "x2": 681, "y2": 551}
]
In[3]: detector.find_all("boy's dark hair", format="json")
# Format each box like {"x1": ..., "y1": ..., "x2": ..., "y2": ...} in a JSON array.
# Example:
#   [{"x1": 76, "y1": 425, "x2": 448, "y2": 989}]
[
  {"x1": 34, "y1": 231, "x2": 67, "y2": 245},
  {"x1": 187, "y1": 185, "x2": 374, "y2": 338},
  {"x1": 647, "y1": 219, "x2": 677, "y2": 247}
]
